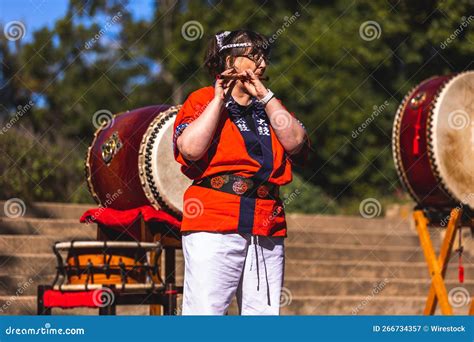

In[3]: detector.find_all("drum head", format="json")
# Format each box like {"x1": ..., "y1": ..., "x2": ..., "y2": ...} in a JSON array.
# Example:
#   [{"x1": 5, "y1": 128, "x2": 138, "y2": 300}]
[
  {"x1": 139, "y1": 105, "x2": 192, "y2": 216},
  {"x1": 431, "y1": 71, "x2": 474, "y2": 209}
]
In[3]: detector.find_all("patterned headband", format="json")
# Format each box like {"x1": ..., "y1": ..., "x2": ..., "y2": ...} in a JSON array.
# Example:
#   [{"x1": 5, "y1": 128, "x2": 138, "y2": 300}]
[{"x1": 215, "y1": 31, "x2": 253, "y2": 52}]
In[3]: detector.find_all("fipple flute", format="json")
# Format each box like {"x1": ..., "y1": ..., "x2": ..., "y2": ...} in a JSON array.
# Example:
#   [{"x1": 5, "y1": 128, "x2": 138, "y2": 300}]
[{"x1": 217, "y1": 74, "x2": 269, "y2": 81}]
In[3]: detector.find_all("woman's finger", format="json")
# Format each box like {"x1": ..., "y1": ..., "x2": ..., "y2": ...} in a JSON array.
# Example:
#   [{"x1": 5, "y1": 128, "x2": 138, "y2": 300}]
[
  {"x1": 220, "y1": 68, "x2": 239, "y2": 78},
  {"x1": 245, "y1": 69, "x2": 258, "y2": 82},
  {"x1": 221, "y1": 68, "x2": 236, "y2": 75}
]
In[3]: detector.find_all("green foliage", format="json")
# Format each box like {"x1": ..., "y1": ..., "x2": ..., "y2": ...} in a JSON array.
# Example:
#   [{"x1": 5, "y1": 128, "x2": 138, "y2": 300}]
[
  {"x1": 0, "y1": 127, "x2": 92, "y2": 203},
  {"x1": 281, "y1": 173, "x2": 337, "y2": 214},
  {"x1": 1, "y1": 0, "x2": 473, "y2": 212}
]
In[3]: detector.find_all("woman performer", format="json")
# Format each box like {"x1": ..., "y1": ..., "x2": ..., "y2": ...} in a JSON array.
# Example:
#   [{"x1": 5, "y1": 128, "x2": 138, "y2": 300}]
[{"x1": 173, "y1": 29, "x2": 310, "y2": 315}]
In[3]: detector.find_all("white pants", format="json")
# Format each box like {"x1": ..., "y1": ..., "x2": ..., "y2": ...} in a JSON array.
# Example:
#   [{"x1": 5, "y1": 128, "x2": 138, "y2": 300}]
[{"x1": 181, "y1": 231, "x2": 285, "y2": 315}]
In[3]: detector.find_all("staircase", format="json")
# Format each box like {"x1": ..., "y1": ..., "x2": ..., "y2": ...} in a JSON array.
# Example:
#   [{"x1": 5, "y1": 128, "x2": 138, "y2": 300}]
[{"x1": 0, "y1": 201, "x2": 471, "y2": 315}]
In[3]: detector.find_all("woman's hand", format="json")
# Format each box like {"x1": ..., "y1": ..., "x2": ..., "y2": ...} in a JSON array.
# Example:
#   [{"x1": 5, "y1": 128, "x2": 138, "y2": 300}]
[
  {"x1": 241, "y1": 69, "x2": 269, "y2": 100},
  {"x1": 214, "y1": 68, "x2": 238, "y2": 102}
]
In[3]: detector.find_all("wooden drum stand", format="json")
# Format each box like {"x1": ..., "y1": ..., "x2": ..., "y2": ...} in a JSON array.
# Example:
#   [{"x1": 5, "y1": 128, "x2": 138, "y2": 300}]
[
  {"x1": 37, "y1": 215, "x2": 182, "y2": 316},
  {"x1": 414, "y1": 207, "x2": 474, "y2": 315}
]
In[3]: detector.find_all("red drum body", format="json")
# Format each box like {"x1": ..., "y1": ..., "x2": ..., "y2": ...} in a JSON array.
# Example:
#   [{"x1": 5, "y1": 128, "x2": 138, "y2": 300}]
[
  {"x1": 392, "y1": 71, "x2": 474, "y2": 211},
  {"x1": 85, "y1": 105, "x2": 191, "y2": 217}
]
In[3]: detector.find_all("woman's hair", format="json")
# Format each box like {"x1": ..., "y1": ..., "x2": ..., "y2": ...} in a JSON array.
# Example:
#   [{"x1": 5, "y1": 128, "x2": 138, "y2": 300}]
[{"x1": 204, "y1": 29, "x2": 271, "y2": 79}]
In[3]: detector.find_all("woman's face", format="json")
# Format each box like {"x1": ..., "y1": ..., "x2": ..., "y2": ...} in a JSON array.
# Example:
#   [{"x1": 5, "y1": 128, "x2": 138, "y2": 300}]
[{"x1": 226, "y1": 48, "x2": 267, "y2": 77}]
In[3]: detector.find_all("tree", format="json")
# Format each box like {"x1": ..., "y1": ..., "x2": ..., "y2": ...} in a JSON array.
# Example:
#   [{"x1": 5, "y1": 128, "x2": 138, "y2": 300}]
[{"x1": 1, "y1": 0, "x2": 472, "y2": 212}]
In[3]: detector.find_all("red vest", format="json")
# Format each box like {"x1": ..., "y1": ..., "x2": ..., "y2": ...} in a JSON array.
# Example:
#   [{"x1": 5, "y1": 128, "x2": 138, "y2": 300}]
[{"x1": 173, "y1": 86, "x2": 309, "y2": 237}]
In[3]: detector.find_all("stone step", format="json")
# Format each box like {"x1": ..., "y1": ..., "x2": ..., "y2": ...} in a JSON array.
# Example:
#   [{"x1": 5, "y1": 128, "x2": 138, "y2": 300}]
[
  {"x1": 228, "y1": 296, "x2": 469, "y2": 315},
  {"x1": 172, "y1": 256, "x2": 471, "y2": 282},
  {"x1": 286, "y1": 214, "x2": 414, "y2": 231},
  {"x1": 0, "y1": 231, "x2": 438, "y2": 255},
  {"x1": 173, "y1": 243, "x2": 458, "y2": 264},
  {"x1": 173, "y1": 246, "x2": 470, "y2": 280},
  {"x1": 0, "y1": 201, "x2": 94, "y2": 220},
  {"x1": 284, "y1": 243, "x2": 459, "y2": 262},
  {"x1": 2, "y1": 214, "x2": 450, "y2": 249},
  {"x1": 0, "y1": 217, "x2": 96, "y2": 237},
  {"x1": 172, "y1": 262, "x2": 473, "y2": 284},
  {"x1": 174, "y1": 242, "x2": 464, "y2": 262},
  {"x1": 282, "y1": 277, "x2": 474, "y2": 297},
  {"x1": 0, "y1": 201, "x2": 415, "y2": 231},
  {"x1": 1, "y1": 295, "x2": 469, "y2": 316},
  {"x1": 285, "y1": 230, "x2": 439, "y2": 246},
  {"x1": 0, "y1": 220, "x2": 449, "y2": 254},
  {"x1": 9, "y1": 247, "x2": 460, "y2": 282},
  {"x1": 2, "y1": 253, "x2": 471, "y2": 285},
  {"x1": 0, "y1": 235, "x2": 96, "y2": 254},
  {"x1": 0, "y1": 275, "x2": 55, "y2": 296},
  {"x1": 0, "y1": 218, "x2": 452, "y2": 251},
  {"x1": 2, "y1": 201, "x2": 468, "y2": 316},
  {"x1": 288, "y1": 225, "x2": 446, "y2": 235},
  {"x1": 283, "y1": 259, "x2": 473, "y2": 280},
  {"x1": 4, "y1": 268, "x2": 471, "y2": 300},
  {"x1": 277, "y1": 296, "x2": 468, "y2": 315},
  {"x1": 0, "y1": 216, "x2": 419, "y2": 236},
  {"x1": 0, "y1": 252, "x2": 180, "y2": 278},
  {"x1": 0, "y1": 254, "x2": 57, "y2": 276}
]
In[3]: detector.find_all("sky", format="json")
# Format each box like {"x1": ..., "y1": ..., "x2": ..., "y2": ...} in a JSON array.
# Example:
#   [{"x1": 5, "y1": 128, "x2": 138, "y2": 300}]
[
  {"x1": 0, "y1": 0, "x2": 154, "y2": 41},
  {"x1": 0, "y1": 0, "x2": 159, "y2": 108}
]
